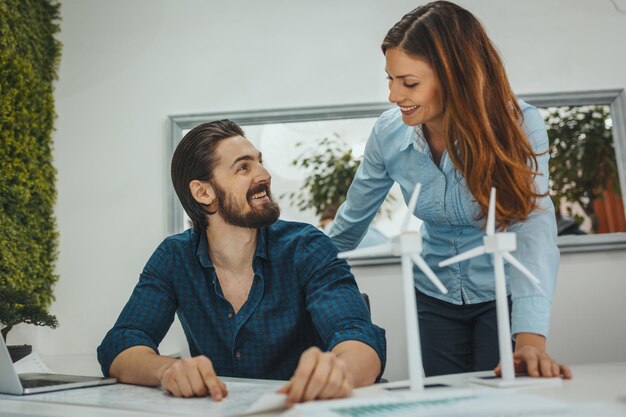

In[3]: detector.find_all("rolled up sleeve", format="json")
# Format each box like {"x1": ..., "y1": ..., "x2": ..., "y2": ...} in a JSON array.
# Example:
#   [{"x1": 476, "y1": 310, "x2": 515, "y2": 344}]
[{"x1": 298, "y1": 227, "x2": 387, "y2": 376}]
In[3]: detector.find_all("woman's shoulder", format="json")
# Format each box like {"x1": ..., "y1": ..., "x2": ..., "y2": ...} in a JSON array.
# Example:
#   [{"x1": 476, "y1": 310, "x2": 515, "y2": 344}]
[
  {"x1": 516, "y1": 98, "x2": 549, "y2": 152},
  {"x1": 517, "y1": 99, "x2": 545, "y2": 135}
]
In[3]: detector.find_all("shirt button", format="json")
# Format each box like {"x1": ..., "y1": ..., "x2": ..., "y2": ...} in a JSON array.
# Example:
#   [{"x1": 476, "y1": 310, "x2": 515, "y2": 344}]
[
  {"x1": 228, "y1": 312, "x2": 233, "y2": 319},
  {"x1": 235, "y1": 352, "x2": 241, "y2": 359}
]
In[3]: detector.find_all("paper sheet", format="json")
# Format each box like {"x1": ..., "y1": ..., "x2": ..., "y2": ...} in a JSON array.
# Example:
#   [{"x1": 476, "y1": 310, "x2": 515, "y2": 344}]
[
  {"x1": 7, "y1": 380, "x2": 287, "y2": 417},
  {"x1": 13, "y1": 352, "x2": 54, "y2": 374},
  {"x1": 296, "y1": 389, "x2": 626, "y2": 417}
]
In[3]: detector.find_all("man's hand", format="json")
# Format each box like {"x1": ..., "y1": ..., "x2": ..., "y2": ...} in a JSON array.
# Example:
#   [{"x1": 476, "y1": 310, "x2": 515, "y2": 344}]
[
  {"x1": 278, "y1": 347, "x2": 353, "y2": 405},
  {"x1": 159, "y1": 356, "x2": 228, "y2": 399},
  {"x1": 494, "y1": 333, "x2": 572, "y2": 379}
]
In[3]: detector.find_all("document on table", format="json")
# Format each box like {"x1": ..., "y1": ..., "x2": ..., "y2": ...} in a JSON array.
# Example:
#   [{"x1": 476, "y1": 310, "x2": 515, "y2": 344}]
[
  {"x1": 296, "y1": 389, "x2": 626, "y2": 417},
  {"x1": 13, "y1": 352, "x2": 54, "y2": 374},
  {"x1": 8, "y1": 380, "x2": 287, "y2": 416}
]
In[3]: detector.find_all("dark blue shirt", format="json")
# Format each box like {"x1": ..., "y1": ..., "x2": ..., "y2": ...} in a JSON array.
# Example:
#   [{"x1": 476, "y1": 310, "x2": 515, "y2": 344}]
[{"x1": 97, "y1": 220, "x2": 386, "y2": 380}]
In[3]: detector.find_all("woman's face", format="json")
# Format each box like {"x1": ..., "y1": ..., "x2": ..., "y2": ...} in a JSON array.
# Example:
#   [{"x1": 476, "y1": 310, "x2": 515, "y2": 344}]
[{"x1": 385, "y1": 47, "x2": 443, "y2": 128}]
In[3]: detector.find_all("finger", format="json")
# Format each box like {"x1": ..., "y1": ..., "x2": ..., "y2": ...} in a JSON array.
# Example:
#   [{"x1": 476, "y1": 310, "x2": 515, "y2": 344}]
[
  {"x1": 218, "y1": 379, "x2": 229, "y2": 397},
  {"x1": 187, "y1": 365, "x2": 209, "y2": 397},
  {"x1": 340, "y1": 376, "x2": 353, "y2": 397},
  {"x1": 519, "y1": 350, "x2": 540, "y2": 377},
  {"x1": 538, "y1": 354, "x2": 554, "y2": 377},
  {"x1": 288, "y1": 348, "x2": 320, "y2": 405},
  {"x1": 162, "y1": 378, "x2": 181, "y2": 397},
  {"x1": 197, "y1": 357, "x2": 224, "y2": 401},
  {"x1": 160, "y1": 370, "x2": 179, "y2": 396},
  {"x1": 277, "y1": 380, "x2": 292, "y2": 394},
  {"x1": 493, "y1": 362, "x2": 501, "y2": 376},
  {"x1": 560, "y1": 364, "x2": 573, "y2": 379},
  {"x1": 174, "y1": 371, "x2": 193, "y2": 398},
  {"x1": 551, "y1": 362, "x2": 560, "y2": 378},
  {"x1": 302, "y1": 353, "x2": 334, "y2": 402},
  {"x1": 318, "y1": 363, "x2": 344, "y2": 399}
]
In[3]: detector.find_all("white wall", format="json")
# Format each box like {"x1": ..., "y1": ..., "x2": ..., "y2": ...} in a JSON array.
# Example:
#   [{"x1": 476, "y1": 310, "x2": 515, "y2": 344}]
[{"x1": 9, "y1": 0, "x2": 626, "y2": 380}]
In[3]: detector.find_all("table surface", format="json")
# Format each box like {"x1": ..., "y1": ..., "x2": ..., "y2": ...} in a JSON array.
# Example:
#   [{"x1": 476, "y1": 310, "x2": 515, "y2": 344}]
[{"x1": 1, "y1": 359, "x2": 625, "y2": 417}]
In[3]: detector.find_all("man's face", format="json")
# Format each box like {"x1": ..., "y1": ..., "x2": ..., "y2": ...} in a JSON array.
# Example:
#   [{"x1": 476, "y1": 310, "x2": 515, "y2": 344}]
[{"x1": 210, "y1": 136, "x2": 280, "y2": 228}]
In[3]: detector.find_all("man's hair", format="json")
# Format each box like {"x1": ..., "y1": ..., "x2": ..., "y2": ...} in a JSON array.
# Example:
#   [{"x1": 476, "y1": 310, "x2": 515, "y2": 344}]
[
  {"x1": 171, "y1": 119, "x2": 245, "y2": 232},
  {"x1": 382, "y1": 1, "x2": 542, "y2": 227}
]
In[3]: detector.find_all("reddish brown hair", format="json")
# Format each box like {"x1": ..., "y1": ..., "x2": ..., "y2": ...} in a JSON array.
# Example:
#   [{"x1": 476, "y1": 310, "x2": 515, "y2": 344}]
[{"x1": 382, "y1": 1, "x2": 543, "y2": 227}]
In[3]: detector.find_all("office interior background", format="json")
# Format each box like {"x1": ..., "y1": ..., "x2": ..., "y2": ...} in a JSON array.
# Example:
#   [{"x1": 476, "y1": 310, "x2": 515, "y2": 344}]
[{"x1": 6, "y1": 0, "x2": 626, "y2": 381}]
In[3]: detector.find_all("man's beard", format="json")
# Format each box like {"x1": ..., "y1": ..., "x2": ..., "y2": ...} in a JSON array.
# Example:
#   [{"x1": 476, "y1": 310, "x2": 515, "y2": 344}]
[{"x1": 212, "y1": 181, "x2": 280, "y2": 229}]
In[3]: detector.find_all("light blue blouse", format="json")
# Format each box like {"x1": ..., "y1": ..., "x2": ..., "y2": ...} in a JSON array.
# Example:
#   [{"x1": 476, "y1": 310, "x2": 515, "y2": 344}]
[{"x1": 329, "y1": 100, "x2": 559, "y2": 337}]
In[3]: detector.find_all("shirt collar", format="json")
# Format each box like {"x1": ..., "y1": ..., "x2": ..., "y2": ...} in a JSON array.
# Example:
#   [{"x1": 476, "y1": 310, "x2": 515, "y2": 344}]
[
  {"x1": 195, "y1": 226, "x2": 270, "y2": 269},
  {"x1": 412, "y1": 124, "x2": 431, "y2": 155}
]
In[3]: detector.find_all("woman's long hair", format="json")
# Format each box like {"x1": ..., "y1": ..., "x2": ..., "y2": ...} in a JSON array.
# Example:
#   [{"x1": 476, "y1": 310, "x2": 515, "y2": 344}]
[{"x1": 382, "y1": 1, "x2": 543, "y2": 227}]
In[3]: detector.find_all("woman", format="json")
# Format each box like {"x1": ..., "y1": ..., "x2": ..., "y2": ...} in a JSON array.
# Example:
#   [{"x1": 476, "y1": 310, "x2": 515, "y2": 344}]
[{"x1": 330, "y1": 1, "x2": 571, "y2": 378}]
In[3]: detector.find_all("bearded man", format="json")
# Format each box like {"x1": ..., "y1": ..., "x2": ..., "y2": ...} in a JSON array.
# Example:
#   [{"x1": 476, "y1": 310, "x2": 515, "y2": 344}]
[{"x1": 97, "y1": 120, "x2": 386, "y2": 405}]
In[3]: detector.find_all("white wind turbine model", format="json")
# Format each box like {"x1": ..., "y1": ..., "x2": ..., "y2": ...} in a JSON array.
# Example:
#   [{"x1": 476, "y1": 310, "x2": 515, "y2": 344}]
[
  {"x1": 439, "y1": 188, "x2": 561, "y2": 387},
  {"x1": 338, "y1": 183, "x2": 448, "y2": 392}
]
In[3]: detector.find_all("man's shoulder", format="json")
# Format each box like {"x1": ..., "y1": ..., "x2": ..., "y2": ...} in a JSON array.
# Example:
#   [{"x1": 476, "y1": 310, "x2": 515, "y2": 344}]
[
  {"x1": 159, "y1": 228, "x2": 199, "y2": 254},
  {"x1": 264, "y1": 220, "x2": 339, "y2": 259},
  {"x1": 266, "y1": 219, "x2": 326, "y2": 245}
]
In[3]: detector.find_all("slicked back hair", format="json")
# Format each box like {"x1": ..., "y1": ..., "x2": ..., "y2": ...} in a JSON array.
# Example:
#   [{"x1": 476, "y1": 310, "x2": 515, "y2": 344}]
[{"x1": 171, "y1": 119, "x2": 245, "y2": 231}]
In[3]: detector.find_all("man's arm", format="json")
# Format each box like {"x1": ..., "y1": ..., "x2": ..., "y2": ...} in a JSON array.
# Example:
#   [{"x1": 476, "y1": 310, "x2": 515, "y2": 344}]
[
  {"x1": 98, "y1": 240, "x2": 228, "y2": 399},
  {"x1": 278, "y1": 227, "x2": 386, "y2": 404},
  {"x1": 110, "y1": 346, "x2": 228, "y2": 399}
]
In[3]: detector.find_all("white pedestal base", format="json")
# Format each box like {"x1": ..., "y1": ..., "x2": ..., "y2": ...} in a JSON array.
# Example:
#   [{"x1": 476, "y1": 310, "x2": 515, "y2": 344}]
[{"x1": 471, "y1": 375, "x2": 563, "y2": 388}]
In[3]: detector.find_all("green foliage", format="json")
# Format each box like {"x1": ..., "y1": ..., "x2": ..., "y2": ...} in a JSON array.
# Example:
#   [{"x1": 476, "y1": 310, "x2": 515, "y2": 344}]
[
  {"x1": 282, "y1": 135, "x2": 394, "y2": 220},
  {"x1": 0, "y1": 287, "x2": 58, "y2": 341},
  {"x1": 0, "y1": 1, "x2": 62, "y2": 332},
  {"x1": 545, "y1": 105, "x2": 620, "y2": 224}
]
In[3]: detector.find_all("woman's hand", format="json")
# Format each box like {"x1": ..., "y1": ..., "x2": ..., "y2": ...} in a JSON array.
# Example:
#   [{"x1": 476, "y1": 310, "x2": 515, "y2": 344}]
[{"x1": 494, "y1": 333, "x2": 572, "y2": 379}]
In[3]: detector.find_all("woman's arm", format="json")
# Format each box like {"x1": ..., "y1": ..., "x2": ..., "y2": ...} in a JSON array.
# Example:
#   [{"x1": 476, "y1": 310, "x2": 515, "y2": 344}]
[
  {"x1": 329, "y1": 119, "x2": 394, "y2": 251},
  {"x1": 505, "y1": 104, "x2": 571, "y2": 378}
]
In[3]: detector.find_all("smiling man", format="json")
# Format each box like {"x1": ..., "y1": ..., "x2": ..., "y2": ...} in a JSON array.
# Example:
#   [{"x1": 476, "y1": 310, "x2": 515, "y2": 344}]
[{"x1": 97, "y1": 120, "x2": 385, "y2": 404}]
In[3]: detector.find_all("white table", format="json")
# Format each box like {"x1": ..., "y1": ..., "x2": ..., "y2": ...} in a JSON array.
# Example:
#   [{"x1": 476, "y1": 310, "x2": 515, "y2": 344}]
[
  {"x1": 1, "y1": 360, "x2": 625, "y2": 416},
  {"x1": 372, "y1": 362, "x2": 626, "y2": 408}
]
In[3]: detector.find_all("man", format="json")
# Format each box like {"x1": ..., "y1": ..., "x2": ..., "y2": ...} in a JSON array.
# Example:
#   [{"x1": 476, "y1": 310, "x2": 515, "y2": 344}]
[{"x1": 97, "y1": 120, "x2": 385, "y2": 404}]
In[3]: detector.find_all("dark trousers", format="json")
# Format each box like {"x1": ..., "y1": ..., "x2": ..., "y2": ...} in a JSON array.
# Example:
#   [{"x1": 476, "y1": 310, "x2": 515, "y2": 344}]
[{"x1": 415, "y1": 289, "x2": 513, "y2": 377}]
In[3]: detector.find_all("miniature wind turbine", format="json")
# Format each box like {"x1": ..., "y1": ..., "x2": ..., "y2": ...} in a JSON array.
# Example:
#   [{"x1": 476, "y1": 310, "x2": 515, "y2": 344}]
[
  {"x1": 338, "y1": 183, "x2": 448, "y2": 392},
  {"x1": 439, "y1": 188, "x2": 561, "y2": 388}
]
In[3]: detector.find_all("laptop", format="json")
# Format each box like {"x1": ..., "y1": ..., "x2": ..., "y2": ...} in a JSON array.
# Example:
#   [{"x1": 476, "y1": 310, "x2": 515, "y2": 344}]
[{"x1": 0, "y1": 337, "x2": 116, "y2": 395}]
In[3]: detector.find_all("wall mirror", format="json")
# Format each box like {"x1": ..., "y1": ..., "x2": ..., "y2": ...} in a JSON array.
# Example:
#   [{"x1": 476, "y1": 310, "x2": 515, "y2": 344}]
[{"x1": 169, "y1": 89, "x2": 626, "y2": 256}]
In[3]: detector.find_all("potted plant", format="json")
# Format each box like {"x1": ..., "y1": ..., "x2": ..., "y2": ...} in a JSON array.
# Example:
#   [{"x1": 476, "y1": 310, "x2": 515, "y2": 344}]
[
  {"x1": 0, "y1": 287, "x2": 58, "y2": 362},
  {"x1": 545, "y1": 105, "x2": 625, "y2": 233},
  {"x1": 282, "y1": 135, "x2": 394, "y2": 227}
]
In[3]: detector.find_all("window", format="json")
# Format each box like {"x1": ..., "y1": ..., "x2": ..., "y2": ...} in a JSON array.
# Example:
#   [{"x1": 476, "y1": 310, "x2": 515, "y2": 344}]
[{"x1": 523, "y1": 89, "x2": 626, "y2": 252}]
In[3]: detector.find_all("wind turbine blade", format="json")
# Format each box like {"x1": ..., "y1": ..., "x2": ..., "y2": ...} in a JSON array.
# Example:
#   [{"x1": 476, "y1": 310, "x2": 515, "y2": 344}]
[
  {"x1": 501, "y1": 252, "x2": 547, "y2": 297},
  {"x1": 487, "y1": 187, "x2": 496, "y2": 236},
  {"x1": 337, "y1": 243, "x2": 393, "y2": 259},
  {"x1": 438, "y1": 246, "x2": 486, "y2": 267},
  {"x1": 411, "y1": 254, "x2": 448, "y2": 294},
  {"x1": 402, "y1": 183, "x2": 422, "y2": 232}
]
